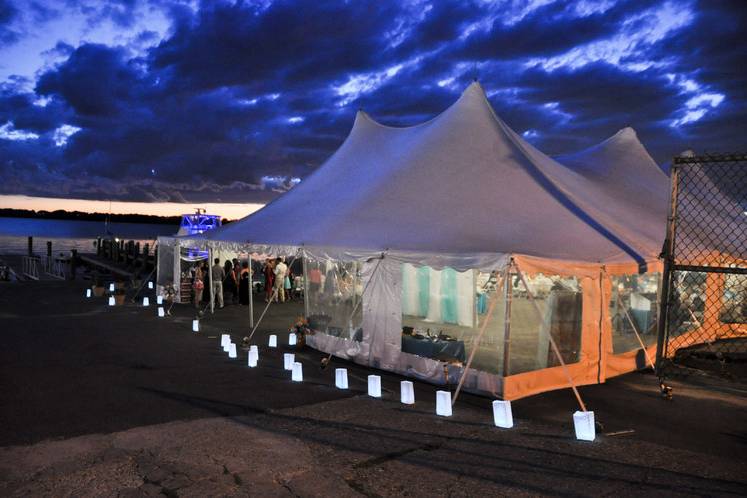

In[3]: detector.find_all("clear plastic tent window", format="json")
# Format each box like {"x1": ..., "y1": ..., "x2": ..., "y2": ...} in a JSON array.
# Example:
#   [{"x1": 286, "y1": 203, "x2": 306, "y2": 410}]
[
  {"x1": 609, "y1": 273, "x2": 660, "y2": 354},
  {"x1": 400, "y1": 263, "x2": 506, "y2": 375},
  {"x1": 508, "y1": 273, "x2": 583, "y2": 376},
  {"x1": 304, "y1": 256, "x2": 363, "y2": 342}
]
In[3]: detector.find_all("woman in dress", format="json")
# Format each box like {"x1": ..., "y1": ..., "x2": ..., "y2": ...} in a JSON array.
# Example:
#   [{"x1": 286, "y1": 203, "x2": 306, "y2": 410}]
[
  {"x1": 233, "y1": 260, "x2": 241, "y2": 304},
  {"x1": 284, "y1": 269, "x2": 293, "y2": 301},
  {"x1": 239, "y1": 261, "x2": 250, "y2": 305},
  {"x1": 223, "y1": 260, "x2": 236, "y2": 304},
  {"x1": 193, "y1": 263, "x2": 204, "y2": 310},
  {"x1": 264, "y1": 258, "x2": 275, "y2": 302}
]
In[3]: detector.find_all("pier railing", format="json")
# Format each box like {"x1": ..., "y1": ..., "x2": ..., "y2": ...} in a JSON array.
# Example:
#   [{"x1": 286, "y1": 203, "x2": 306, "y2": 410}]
[
  {"x1": 21, "y1": 256, "x2": 40, "y2": 281},
  {"x1": 43, "y1": 256, "x2": 67, "y2": 280}
]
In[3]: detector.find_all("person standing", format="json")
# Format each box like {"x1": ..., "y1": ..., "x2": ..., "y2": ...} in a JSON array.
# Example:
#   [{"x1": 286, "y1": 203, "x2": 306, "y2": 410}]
[
  {"x1": 284, "y1": 269, "x2": 293, "y2": 301},
  {"x1": 233, "y1": 259, "x2": 241, "y2": 304},
  {"x1": 264, "y1": 258, "x2": 275, "y2": 302},
  {"x1": 211, "y1": 257, "x2": 225, "y2": 309},
  {"x1": 223, "y1": 260, "x2": 235, "y2": 303},
  {"x1": 274, "y1": 257, "x2": 288, "y2": 303},
  {"x1": 192, "y1": 263, "x2": 204, "y2": 310},
  {"x1": 239, "y1": 261, "x2": 251, "y2": 305}
]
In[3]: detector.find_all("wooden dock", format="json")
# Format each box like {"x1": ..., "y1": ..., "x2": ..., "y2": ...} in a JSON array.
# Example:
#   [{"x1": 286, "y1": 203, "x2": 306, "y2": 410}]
[{"x1": 77, "y1": 254, "x2": 136, "y2": 279}]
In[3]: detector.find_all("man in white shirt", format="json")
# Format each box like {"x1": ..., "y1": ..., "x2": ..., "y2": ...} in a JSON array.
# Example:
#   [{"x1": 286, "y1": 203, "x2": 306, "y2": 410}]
[
  {"x1": 273, "y1": 257, "x2": 287, "y2": 302},
  {"x1": 211, "y1": 258, "x2": 225, "y2": 309}
]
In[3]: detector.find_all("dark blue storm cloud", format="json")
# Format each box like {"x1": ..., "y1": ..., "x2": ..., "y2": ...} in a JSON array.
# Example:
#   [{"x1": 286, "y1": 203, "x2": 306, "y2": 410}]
[{"x1": 0, "y1": 0, "x2": 744, "y2": 203}]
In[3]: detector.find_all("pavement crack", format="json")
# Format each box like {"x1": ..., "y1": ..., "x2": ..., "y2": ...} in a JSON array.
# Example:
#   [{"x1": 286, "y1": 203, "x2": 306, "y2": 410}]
[
  {"x1": 278, "y1": 479, "x2": 301, "y2": 498},
  {"x1": 352, "y1": 442, "x2": 443, "y2": 469}
]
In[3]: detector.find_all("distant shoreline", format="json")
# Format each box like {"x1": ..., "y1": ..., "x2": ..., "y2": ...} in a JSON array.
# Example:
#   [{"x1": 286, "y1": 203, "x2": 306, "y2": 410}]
[{"x1": 0, "y1": 208, "x2": 183, "y2": 225}]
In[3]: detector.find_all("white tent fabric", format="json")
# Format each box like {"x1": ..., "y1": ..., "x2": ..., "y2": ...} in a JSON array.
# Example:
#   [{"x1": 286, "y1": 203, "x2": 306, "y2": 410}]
[
  {"x1": 554, "y1": 127, "x2": 670, "y2": 268},
  {"x1": 161, "y1": 82, "x2": 683, "y2": 399},
  {"x1": 199, "y1": 82, "x2": 661, "y2": 267}
]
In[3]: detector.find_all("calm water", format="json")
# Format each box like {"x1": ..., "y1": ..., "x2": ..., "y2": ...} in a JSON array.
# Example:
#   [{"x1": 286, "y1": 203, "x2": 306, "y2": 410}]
[{"x1": 0, "y1": 217, "x2": 175, "y2": 255}]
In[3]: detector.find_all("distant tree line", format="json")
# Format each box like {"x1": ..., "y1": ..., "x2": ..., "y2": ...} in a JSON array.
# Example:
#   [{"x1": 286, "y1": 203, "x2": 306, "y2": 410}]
[{"x1": 0, "y1": 208, "x2": 234, "y2": 226}]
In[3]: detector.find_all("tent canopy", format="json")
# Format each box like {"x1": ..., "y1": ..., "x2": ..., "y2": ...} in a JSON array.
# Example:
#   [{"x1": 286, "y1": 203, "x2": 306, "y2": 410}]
[
  {"x1": 554, "y1": 127, "x2": 670, "y2": 266},
  {"x1": 199, "y1": 82, "x2": 664, "y2": 267}
]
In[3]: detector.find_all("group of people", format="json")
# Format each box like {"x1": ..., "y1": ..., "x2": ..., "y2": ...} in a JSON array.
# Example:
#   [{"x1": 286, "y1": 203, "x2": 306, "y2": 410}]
[
  {"x1": 262, "y1": 257, "x2": 298, "y2": 303},
  {"x1": 190, "y1": 256, "x2": 300, "y2": 310},
  {"x1": 190, "y1": 258, "x2": 252, "y2": 310}
]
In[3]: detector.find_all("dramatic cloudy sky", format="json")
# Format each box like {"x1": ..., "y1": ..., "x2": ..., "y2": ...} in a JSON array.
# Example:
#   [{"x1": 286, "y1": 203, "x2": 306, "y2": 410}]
[{"x1": 0, "y1": 0, "x2": 744, "y2": 207}]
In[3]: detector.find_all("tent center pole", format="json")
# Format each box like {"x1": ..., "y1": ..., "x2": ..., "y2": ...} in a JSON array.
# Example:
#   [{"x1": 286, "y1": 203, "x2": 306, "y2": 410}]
[
  {"x1": 502, "y1": 261, "x2": 513, "y2": 377},
  {"x1": 249, "y1": 254, "x2": 254, "y2": 328},
  {"x1": 208, "y1": 244, "x2": 214, "y2": 314}
]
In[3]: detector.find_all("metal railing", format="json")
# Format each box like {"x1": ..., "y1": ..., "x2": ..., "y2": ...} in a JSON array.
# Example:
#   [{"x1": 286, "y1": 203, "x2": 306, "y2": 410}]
[
  {"x1": 21, "y1": 256, "x2": 40, "y2": 280},
  {"x1": 44, "y1": 256, "x2": 67, "y2": 280},
  {"x1": 656, "y1": 153, "x2": 747, "y2": 379}
]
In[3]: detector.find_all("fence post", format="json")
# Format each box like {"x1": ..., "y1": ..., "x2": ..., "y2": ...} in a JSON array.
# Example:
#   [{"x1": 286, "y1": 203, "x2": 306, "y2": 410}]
[{"x1": 655, "y1": 162, "x2": 680, "y2": 374}]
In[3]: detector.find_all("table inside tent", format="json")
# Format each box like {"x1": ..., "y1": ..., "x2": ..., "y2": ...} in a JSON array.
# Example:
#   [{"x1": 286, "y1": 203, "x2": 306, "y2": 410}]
[{"x1": 401, "y1": 335, "x2": 466, "y2": 363}]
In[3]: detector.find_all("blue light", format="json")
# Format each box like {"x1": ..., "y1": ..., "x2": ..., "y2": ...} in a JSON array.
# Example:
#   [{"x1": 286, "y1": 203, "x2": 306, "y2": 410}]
[{"x1": 179, "y1": 213, "x2": 222, "y2": 235}]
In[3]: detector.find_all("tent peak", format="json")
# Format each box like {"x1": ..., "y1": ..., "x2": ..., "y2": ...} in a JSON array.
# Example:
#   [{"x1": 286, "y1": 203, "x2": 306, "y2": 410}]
[
  {"x1": 611, "y1": 127, "x2": 638, "y2": 142},
  {"x1": 461, "y1": 80, "x2": 487, "y2": 97}
]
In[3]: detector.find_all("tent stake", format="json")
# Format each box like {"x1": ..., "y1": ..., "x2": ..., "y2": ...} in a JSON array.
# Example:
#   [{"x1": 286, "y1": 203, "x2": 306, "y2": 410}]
[
  {"x1": 452, "y1": 270, "x2": 506, "y2": 406},
  {"x1": 514, "y1": 262, "x2": 588, "y2": 412}
]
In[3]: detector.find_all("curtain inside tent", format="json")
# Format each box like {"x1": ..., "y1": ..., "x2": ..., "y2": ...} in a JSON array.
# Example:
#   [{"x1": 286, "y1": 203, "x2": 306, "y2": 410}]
[{"x1": 402, "y1": 264, "x2": 474, "y2": 327}]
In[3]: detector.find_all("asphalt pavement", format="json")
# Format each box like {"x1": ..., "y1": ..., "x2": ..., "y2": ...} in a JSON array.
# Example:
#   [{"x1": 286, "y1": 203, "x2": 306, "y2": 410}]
[{"x1": 0, "y1": 279, "x2": 745, "y2": 496}]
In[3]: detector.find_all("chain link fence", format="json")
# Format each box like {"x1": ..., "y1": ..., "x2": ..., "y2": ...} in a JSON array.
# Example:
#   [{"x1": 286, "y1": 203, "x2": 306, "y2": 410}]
[{"x1": 656, "y1": 154, "x2": 747, "y2": 379}]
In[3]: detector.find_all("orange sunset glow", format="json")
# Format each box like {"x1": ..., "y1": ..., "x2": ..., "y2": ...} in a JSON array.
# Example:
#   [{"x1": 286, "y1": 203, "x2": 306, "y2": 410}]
[{"x1": 0, "y1": 195, "x2": 264, "y2": 220}]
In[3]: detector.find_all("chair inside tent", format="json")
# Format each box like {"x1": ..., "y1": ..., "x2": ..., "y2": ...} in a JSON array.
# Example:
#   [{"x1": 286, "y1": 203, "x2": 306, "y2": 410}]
[{"x1": 160, "y1": 82, "x2": 677, "y2": 400}]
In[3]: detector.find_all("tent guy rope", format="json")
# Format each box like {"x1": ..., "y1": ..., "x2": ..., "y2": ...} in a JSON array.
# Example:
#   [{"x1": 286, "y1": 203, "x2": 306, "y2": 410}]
[
  {"x1": 247, "y1": 250, "x2": 300, "y2": 341},
  {"x1": 514, "y1": 261, "x2": 588, "y2": 413},
  {"x1": 451, "y1": 269, "x2": 506, "y2": 406}
]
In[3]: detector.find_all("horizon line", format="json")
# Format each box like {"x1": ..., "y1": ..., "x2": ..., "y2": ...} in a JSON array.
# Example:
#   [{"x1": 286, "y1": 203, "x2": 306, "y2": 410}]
[{"x1": 0, "y1": 195, "x2": 264, "y2": 219}]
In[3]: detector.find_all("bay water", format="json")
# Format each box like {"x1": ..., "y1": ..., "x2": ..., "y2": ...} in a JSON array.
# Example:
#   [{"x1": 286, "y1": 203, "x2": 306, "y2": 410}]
[{"x1": 0, "y1": 217, "x2": 174, "y2": 255}]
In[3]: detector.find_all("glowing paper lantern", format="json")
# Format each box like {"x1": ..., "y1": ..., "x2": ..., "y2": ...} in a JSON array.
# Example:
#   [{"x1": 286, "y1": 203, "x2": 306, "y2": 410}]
[
  {"x1": 109, "y1": 283, "x2": 115, "y2": 292},
  {"x1": 335, "y1": 368, "x2": 348, "y2": 389},
  {"x1": 288, "y1": 332, "x2": 297, "y2": 346},
  {"x1": 436, "y1": 391, "x2": 452, "y2": 417},
  {"x1": 148, "y1": 281, "x2": 154, "y2": 289},
  {"x1": 248, "y1": 349, "x2": 258, "y2": 367},
  {"x1": 492, "y1": 400, "x2": 513, "y2": 428},
  {"x1": 221, "y1": 334, "x2": 230, "y2": 350},
  {"x1": 400, "y1": 381, "x2": 415, "y2": 405},
  {"x1": 108, "y1": 296, "x2": 115, "y2": 306},
  {"x1": 292, "y1": 362, "x2": 303, "y2": 382},
  {"x1": 192, "y1": 319, "x2": 199, "y2": 332},
  {"x1": 228, "y1": 343, "x2": 237, "y2": 359},
  {"x1": 573, "y1": 411, "x2": 596, "y2": 441},
  {"x1": 86, "y1": 289, "x2": 92, "y2": 298},
  {"x1": 367, "y1": 375, "x2": 381, "y2": 398},
  {"x1": 284, "y1": 353, "x2": 295, "y2": 370},
  {"x1": 268, "y1": 335, "x2": 277, "y2": 348},
  {"x1": 156, "y1": 296, "x2": 163, "y2": 305},
  {"x1": 158, "y1": 307, "x2": 165, "y2": 317},
  {"x1": 142, "y1": 297, "x2": 150, "y2": 307},
  {"x1": 249, "y1": 345, "x2": 258, "y2": 355}
]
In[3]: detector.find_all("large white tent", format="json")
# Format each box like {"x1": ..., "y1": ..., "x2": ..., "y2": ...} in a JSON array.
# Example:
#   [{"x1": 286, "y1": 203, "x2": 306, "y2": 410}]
[{"x1": 160, "y1": 82, "x2": 672, "y2": 399}]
